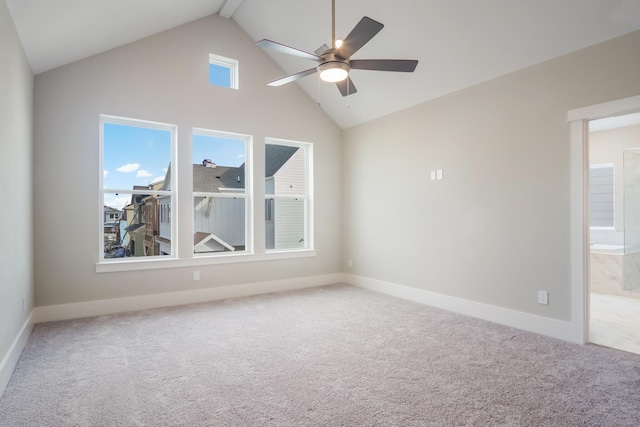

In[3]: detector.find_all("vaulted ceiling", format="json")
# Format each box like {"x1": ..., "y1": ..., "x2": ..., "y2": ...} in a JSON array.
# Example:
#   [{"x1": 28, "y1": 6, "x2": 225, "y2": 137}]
[{"x1": 6, "y1": 0, "x2": 640, "y2": 128}]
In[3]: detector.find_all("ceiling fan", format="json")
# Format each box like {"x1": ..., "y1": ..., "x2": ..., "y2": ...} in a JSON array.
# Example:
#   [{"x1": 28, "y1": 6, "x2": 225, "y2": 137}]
[{"x1": 256, "y1": 0, "x2": 418, "y2": 97}]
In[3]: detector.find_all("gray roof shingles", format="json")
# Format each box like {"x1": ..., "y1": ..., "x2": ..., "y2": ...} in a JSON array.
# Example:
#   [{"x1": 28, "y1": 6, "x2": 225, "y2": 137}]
[{"x1": 192, "y1": 144, "x2": 299, "y2": 193}]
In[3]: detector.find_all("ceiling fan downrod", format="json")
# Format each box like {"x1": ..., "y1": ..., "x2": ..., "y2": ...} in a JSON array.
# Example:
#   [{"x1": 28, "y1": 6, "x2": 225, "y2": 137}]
[{"x1": 331, "y1": 0, "x2": 336, "y2": 49}]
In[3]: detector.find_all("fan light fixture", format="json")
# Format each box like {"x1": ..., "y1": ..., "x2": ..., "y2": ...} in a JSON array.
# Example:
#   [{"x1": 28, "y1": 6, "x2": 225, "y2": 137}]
[
  {"x1": 256, "y1": 0, "x2": 418, "y2": 96},
  {"x1": 318, "y1": 61, "x2": 349, "y2": 82}
]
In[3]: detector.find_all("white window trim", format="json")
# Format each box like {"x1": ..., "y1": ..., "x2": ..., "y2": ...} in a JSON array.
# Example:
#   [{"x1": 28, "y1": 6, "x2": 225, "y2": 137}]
[
  {"x1": 265, "y1": 137, "x2": 314, "y2": 252},
  {"x1": 96, "y1": 121, "x2": 318, "y2": 272},
  {"x1": 99, "y1": 114, "x2": 178, "y2": 261},
  {"x1": 96, "y1": 249, "x2": 316, "y2": 272},
  {"x1": 192, "y1": 128, "x2": 253, "y2": 256},
  {"x1": 209, "y1": 53, "x2": 239, "y2": 90}
]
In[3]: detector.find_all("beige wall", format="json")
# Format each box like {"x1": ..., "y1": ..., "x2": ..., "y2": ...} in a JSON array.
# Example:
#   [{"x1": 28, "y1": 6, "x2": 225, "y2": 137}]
[
  {"x1": 343, "y1": 30, "x2": 640, "y2": 321},
  {"x1": 0, "y1": 0, "x2": 34, "y2": 364},
  {"x1": 33, "y1": 15, "x2": 342, "y2": 306},
  {"x1": 590, "y1": 124, "x2": 640, "y2": 232}
]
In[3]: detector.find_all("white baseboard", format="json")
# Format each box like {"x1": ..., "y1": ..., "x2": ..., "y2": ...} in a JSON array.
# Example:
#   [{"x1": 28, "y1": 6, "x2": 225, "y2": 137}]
[
  {"x1": 34, "y1": 273, "x2": 343, "y2": 324},
  {"x1": 0, "y1": 312, "x2": 34, "y2": 399},
  {"x1": 4, "y1": 272, "x2": 579, "y2": 401},
  {"x1": 343, "y1": 274, "x2": 580, "y2": 344}
]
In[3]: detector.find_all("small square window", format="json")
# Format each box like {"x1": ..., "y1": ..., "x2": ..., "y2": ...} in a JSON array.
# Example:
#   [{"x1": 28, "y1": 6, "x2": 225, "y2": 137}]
[{"x1": 209, "y1": 54, "x2": 239, "y2": 89}]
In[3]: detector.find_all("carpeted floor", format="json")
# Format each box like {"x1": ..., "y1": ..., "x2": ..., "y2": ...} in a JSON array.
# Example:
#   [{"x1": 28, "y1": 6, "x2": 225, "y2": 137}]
[{"x1": 1, "y1": 284, "x2": 640, "y2": 426}]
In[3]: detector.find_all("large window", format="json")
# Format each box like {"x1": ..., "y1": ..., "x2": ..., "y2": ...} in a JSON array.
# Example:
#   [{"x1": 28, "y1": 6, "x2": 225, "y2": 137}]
[
  {"x1": 100, "y1": 115, "x2": 176, "y2": 259},
  {"x1": 98, "y1": 116, "x2": 314, "y2": 271},
  {"x1": 192, "y1": 129, "x2": 250, "y2": 254},
  {"x1": 265, "y1": 139, "x2": 312, "y2": 251}
]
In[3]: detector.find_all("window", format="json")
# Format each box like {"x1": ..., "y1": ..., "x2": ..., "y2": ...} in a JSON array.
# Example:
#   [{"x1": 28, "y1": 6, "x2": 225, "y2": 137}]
[
  {"x1": 98, "y1": 116, "x2": 314, "y2": 272},
  {"x1": 209, "y1": 54, "x2": 239, "y2": 89},
  {"x1": 192, "y1": 129, "x2": 250, "y2": 254},
  {"x1": 589, "y1": 163, "x2": 614, "y2": 228},
  {"x1": 265, "y1": 139, "x2": 312, "y2": 251},
  {"x1": 100, "y1": 115, "x2": 176, "y2": 259}
]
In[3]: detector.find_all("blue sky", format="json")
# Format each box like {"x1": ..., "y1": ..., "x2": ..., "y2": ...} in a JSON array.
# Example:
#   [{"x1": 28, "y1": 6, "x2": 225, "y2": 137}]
[
  {"x1": 209, "y1": 63, "x2": 231, "y2": 87},
  {"x1": 104, "y1": 123, "x2": 245, "y2": 210}
]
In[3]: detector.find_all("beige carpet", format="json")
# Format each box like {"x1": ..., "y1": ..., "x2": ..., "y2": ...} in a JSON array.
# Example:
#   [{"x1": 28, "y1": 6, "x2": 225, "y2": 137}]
[{"x1": 1, "y1": 284, "x2": 639, "y2": 426}]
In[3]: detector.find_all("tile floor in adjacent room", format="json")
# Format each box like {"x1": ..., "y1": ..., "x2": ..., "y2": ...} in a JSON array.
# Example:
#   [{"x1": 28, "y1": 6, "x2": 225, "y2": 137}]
[{"x1": 590, "y1": 292, "x2": 640, "y2": 355}]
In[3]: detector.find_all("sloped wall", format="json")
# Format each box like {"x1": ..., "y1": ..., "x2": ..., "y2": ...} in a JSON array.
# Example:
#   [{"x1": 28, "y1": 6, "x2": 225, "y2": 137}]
[{"x1": 33, "y1": 15, "x2": 342, "y2": 306}]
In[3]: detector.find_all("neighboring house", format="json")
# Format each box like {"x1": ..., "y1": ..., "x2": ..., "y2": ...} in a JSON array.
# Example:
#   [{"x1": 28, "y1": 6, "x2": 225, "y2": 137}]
[
  {"x1": 158, "y1": 166, "x2": 174, "y2": 256},
  {"x1": 142, "y1": 180, "x2": 165, "y2": 255},
  {"x1": 191, "y1": 160, "x2": 246, "y2": 253},
  {"x1": 141, "y1": 195, "x2": 160, "y2": 256},
  {"x1": 103, "y1": 206, "x2": 122, "y2": 255},
  {"x1": 119, "y1": 203, "x2": 134, "y2": 249},
  {"x1": 157, "y1": 145, "x2": 302, "y2": 255},
  {"x1": 265, "y1": 145, "x2": 305, "y2": 250},
  {"x1": 103, "y1": 206, "x2": 121, "y2": 233},
  {"x1": 122, "y1": 186, "x2": 152, "y2": 257}
]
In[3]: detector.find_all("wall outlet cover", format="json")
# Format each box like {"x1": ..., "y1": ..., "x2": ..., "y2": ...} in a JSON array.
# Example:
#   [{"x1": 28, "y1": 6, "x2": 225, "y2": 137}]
[{"x1": 537, "y1": 290, "x2": 548, "y2": 305}]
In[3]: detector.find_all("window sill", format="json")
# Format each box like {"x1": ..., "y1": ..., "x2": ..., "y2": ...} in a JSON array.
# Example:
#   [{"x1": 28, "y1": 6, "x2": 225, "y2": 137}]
[{"x1": 96, "y1": 249, "x2": 316, "y2": 273}]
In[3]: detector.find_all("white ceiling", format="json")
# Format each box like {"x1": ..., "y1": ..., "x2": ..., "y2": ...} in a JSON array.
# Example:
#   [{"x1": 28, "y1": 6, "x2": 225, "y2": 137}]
[{"x1": 7, "y1": 0, "x2": 640, "y2": 129}]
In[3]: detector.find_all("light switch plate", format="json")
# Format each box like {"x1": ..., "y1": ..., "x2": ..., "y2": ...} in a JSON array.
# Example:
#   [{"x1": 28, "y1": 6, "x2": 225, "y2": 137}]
[
  {"x1": 430, "y1": 171, "x2": 436, "y2": 180},
  {"x1": 436, "y1": 169, "x2": 443, "y2": 180}
]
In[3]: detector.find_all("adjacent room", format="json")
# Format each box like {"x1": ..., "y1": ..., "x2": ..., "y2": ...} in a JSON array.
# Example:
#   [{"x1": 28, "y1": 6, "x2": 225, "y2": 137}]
[{"x1": 2, "y1": 0, "x2": 640, "y2": 424}]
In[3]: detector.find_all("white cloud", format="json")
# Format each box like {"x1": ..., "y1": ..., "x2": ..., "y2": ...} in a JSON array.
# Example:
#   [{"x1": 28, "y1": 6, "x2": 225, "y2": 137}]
[
  {"x1": 103, "y1": 170, "x2": 109, "y2": 178},
  {"x1": 117, "y1": 163, "x2": 140, "y2": 173},
  {"x1": 136, "y1": 169, "x2": 153, "y2": 178},
  {"x1": 162, "y1": 168, "x2": 168, "y2": 173},
  {"x1": 104, "y1": 195, "x2": 131, "y2": 211},
  {"x1": 236, "y1": 154, "x2": 244, "y2": 159}
]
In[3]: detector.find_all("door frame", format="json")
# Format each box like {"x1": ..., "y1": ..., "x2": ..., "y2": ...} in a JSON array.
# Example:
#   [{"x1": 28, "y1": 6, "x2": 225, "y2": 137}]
[{"x1": 567, "y1": 94, "x2": 640, "y2": 344}]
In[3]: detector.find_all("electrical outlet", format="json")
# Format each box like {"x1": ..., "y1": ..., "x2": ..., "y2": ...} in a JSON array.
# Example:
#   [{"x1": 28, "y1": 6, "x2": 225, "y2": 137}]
[
  {"x1": 348, "y1": 259, "x2": 353, "y2": 268},
  {"x1": 194, "y1": 271, "x2": 200, "y2": 281},
  {"x1": 537, "y1": 290, "x2": 548, "y2": 305},
  {"x1": 430, "y1": 171, "x2": 436, "y2": 180}
]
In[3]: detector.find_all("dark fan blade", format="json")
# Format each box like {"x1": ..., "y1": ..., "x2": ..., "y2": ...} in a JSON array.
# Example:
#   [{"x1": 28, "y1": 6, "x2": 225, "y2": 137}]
[
  {"x1": 336, "y1": 77, "x2": 357, "y2": 97},
  {"x1": 350, "y1": 59, "x2": 418, "y2": 72},
  {"x1": 268, "y1": 68, "x2": 318, "y2": 86},
  {"x1": 336, "y1": 17, "x2": 384, "y2": 59},
  {"x1": 257, "y1": 39, "x2": 322, "y2": 61}
]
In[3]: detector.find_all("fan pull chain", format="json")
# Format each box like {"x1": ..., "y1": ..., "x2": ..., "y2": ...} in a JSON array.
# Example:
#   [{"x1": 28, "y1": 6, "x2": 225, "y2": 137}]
[{"x1": 316, "y1": 74, "x2": 321, "y2": 107}]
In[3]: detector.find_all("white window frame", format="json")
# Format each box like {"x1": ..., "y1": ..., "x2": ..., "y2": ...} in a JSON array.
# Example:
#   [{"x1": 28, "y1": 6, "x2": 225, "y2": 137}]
[
  {"x1": 265, "y1": 138, "x2": 314, "y2": 253},
  {"x1": 192, "y1": 128, "x2": 253, "y2": 256},
  {"x1": 209, "y1": 53, "x2": 239, "y2": 90},
  {"x1": 99, "y1": 115, "x2": 178, "y2": 262},
  {"x1": 96, "y1": 122, "x2": 316, "y2": 272}
]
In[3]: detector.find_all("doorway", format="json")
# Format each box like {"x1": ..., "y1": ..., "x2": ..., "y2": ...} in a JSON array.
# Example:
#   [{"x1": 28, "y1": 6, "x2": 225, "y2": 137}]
[
  {"x1": 588, "y1": 114, "x2": 640, "y2": 354},
  {"x1": 567, "y1": 95, "x2": 640, "y2": 348}
]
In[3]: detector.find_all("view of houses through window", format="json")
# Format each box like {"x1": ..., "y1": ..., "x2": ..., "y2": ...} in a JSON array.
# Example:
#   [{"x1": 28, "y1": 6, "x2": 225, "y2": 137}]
[
  {"x1": 192, "y1": 131, "x2": 248, "y2": 254},
  {"x1": 101, "y1": 117, "x2": 174, "y2": 259},
  {"x1": 101, "y1": 116, "x2": 312, "y2": 262},
  {"x1": 265, "y1": 140, "x2": 309, "y2": 250}
]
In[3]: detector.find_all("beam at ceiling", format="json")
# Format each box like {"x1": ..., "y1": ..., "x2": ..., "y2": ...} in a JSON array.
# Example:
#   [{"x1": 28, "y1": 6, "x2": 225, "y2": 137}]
[{"x1": 219, "y1": 0, "x2": 244, "y2": 18}]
